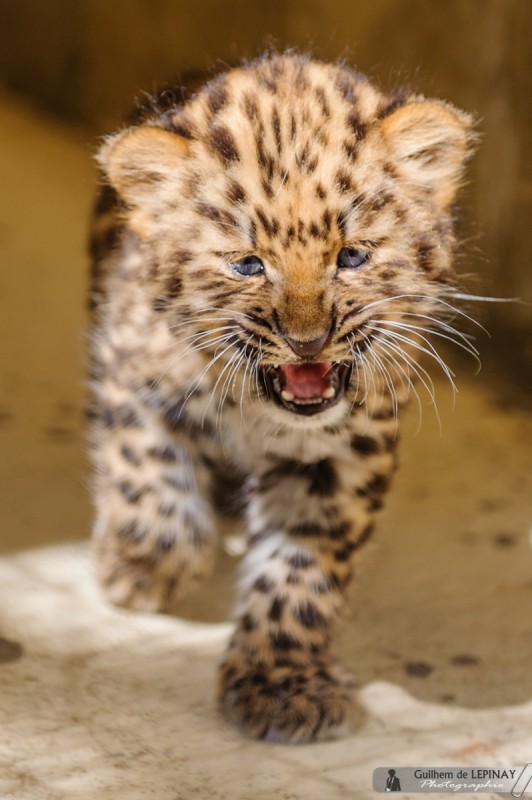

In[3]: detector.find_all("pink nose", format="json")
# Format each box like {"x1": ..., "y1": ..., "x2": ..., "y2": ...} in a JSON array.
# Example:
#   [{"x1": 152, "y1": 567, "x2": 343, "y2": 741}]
[{"x1": 284, "y1": 331, "x2": 329, "y2": 357}]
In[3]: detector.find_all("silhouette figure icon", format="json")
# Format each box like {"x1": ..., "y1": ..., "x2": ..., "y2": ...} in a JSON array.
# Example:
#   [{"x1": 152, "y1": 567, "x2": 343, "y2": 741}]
[{"x1": 385, "y1": 769, "x2": 401, "y2": 791}]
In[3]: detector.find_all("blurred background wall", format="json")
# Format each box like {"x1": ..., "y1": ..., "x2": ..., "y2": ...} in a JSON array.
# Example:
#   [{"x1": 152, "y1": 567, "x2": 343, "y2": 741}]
[{"x1": 0, "y1": 0, "x2": 530, "y2": 381}]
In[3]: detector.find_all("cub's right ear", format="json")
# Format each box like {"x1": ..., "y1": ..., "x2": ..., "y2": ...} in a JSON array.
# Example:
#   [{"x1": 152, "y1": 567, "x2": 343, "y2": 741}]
[
  {"x1": 380, "y1": 100, "x2": 474, "y2": 209},
  {"x1": 97, "y1": 126, "x2": 190, "y2": 207}
]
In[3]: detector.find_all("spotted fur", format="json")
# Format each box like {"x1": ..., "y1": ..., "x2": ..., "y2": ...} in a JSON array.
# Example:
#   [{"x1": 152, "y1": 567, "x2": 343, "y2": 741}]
[{"x1": 89, "y1": 54, "x2": 474, "y2": 743}]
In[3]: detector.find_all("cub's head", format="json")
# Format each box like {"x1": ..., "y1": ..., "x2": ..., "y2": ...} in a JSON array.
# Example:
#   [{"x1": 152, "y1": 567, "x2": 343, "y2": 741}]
[{"x1": 98, "y1": 55, "x2": 474, "y2": 422}]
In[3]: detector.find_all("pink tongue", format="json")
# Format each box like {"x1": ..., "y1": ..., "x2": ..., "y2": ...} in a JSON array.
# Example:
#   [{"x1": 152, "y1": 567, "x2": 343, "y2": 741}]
[{"x1": 280, "y1": 361, "x2": 332, "y2": 400}]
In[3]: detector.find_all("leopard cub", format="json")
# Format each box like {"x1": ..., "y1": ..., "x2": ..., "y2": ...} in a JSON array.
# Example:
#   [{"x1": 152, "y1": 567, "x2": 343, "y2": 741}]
[{"x1": 89, "y1": 54, "x2": 473, "y2": 742}]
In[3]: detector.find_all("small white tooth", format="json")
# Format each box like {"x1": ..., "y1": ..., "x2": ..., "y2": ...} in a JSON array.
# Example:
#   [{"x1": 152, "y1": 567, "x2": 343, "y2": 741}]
[
  {"x1": 322, "y1": 387, "x2": 336, "y2": 399},
  {"x1": 281, "y1": 390, "x2": 295, "y2": 402}
]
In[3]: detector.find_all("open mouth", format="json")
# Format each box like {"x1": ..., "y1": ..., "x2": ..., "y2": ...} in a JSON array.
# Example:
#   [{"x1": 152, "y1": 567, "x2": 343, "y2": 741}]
[{"x1": 260, "y1": 361, "x2": 353, "y2": 416}]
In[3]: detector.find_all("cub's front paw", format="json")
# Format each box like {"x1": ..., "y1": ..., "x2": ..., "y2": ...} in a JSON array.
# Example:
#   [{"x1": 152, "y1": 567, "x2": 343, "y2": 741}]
[
  {"x1": 97, "y1": 556, "x2": 181, "y2": 612},
  {"x1": 218, "y1": 652, "x2": 360, "y2": 743},
  {"x1": 95, "y1": 538, "x2": 214, "y2": 613}
]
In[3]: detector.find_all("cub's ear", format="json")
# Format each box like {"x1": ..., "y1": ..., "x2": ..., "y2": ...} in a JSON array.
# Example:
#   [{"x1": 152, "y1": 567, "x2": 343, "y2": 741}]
[
  {"x1": 97, "y1": 126, "x2": 189, "y2": 206},
  {"x1": 380, "y1": 101, "x2": 474, "y2": 208}
]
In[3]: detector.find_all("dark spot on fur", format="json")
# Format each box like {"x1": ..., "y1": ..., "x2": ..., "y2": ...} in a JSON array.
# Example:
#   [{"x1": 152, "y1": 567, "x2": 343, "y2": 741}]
[
  {"x1": 379, "y1": 268, "x2": 398, "y2": 281},
  {"x1": 357, "y1": 474, "x2": 391, "y2": 499},
  {"x1": 288, "y1": 522, "x2": 327, "y2": 538},
  {"x1": 189, "y1": 526, "x2": 208, "y2": 547},
  {"x1": 372, "y1": 406, "x2": 395, "y2": 421},
  {"x1": 117, "y1": 480, "x2": 146, "y2": 504},
  {"x1": 335, "y1": 74, "x2": 357, "y2": 102},
  {"x1": 295, "y1": 142, "x2": 310, "y2": 170},
  {"x1": 336, "y1": 172, "x2": 352, "y2": 194},
  {"x1": 152, "y1": 296, "x2": 170, "y2": 313},
  {"x1": 148, "y1": 445, "x2": 178, "y2": 462},
  {"x1": 270, "y1": 631, "x2": 302, "y2": 651},
  {"x1": 310, "y1": 577, "x2": 334, "y2": 594},
  {"x1": 270, "y1": 216, "x2": 280, "y2": 236},
  {"x1": 306, "y1": 155, "x2": 318, "y2": 173},
  {"x1": 227, "y1": 181, "x2": 247, "y2": 205},
  {"x1": 256, "y1": 137, "x2": 275, "y2": 181},
  {"x1": 247, "y1": 218, "x2": 258, "y2": 249},
  {"x1": 243, "y1": 93, "x2": 259, "y2": 121},
  {"x1": 417, "y1": 242, "x2": 436, "y2": 272},
  {"x1": 286, "y1": 551, "x2": 317, "y2": 569},
  {"x1": 309, "y1": 221, "x2": 321, "y2": 239},
  {"x1": 290, "y1": 113, "x2": 297, "y2": 141},
  {"x1": 327, "y1": 571, "x2": 342, "y2": 589},
  {"x1": 162, "y1": 473, "x2": 193, "y2": 492},
  {"x1": 268, "y1": 595, "x2": 287, "y2": 622},
  {"x1": 121, "y1": 444, "x2": 141, "y2": 466},
  {"x1": 332, "y1": 542, "x2": 355, "y2": 561},
  {"x1": 207, "y1": 80, "x2": 228, "y2": 115},
  {"x1": 350, "y1": 434, "x2": 380, "y2": 455},
  {"x1": 241, "y1": 613, "x2": 257, "y2": 632},
  {"x1": 344, "y1": 140, "x2": 359, "y2": 162},
  {"x1": 159, "y1": 502, "x2": 176, "y2": 517},
  {"x1": 328, "y1": 521, "x2": 352, "y2": 540},
  {"x1": 368, "y1": 474, "x2": 391, "y2": 494},
  {"x1": 368, "y1": 497, "x2": 384, "y2": 511},
  {"x1": 163, "y1": 400, "x2": 214, "y2": 438},
  {"x1": 346, "y1": 112, "x2": 367, "y2": 140},
  {"x1": 383, "y1": 161, "x2": 399, "y2": 179},
  {"x1": 196, "y1": 203, "x2": 221, "y2": 222},
  {"x1": 164, "y1": 274, "x2": 183, "y2": 300},
  {"x1": 383, "y1": 435, "x2": 398, "y2": 452},
  {"x1": 353, "y1": 523, "x2": 375, "y2": 550},
  {"x1": 256, "y1": 207, "x2": 272, "y2": 236},
  {"x1": 271, "y1": 107, "x2": 282, "y2": 153},
  {"x1": 286, "y1": 571, "x2": 301, "y2": 585},
  {"x1": 336, "y1": 209, "x2": 347, "y2": 237},
  {"x1": 118, "y1": 520, "x2": 146, "y2": 542},
  {"x1": 253, "y1": 575, "x2": 275, "y2": 593},
  {"x1": 315, "y1": 85, "x2": 330, "y2": 117},
  {"x1": 261, "y1": 178, "x2": 273, "y2": 199},
  {"x1": 257, "y1": 71, "x2": 278, "y2": 94},
  {"x1": 370, "y1": 191, "x2": 394, "y2": 211},
  {"x1": 209, "y1": 124, "x2": 240, "y2": 164},
  {"x1": 294, "y1": 602, "x2": 327, "y2": 629},
  {"x1": 156, "y1": 532, "x2": 176, "y2": 552},
  {"x1": 260, "y1": 458, "x2": 338, "y2": 497}
]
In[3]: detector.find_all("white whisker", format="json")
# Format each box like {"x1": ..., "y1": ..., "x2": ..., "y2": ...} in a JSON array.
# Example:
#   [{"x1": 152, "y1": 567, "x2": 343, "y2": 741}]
[
  {"x1": 374, "y1": 331, "x2": 443, "y2": 434},
  {"x1": 381, "y1": 318, "x2": 482, "y2": 373},
  {"x1": 376, "y1": 337, "x2": 424, "y2": 433},
  {"x1": 371, "y1": 325, "x2": 457, "y2": 395}
]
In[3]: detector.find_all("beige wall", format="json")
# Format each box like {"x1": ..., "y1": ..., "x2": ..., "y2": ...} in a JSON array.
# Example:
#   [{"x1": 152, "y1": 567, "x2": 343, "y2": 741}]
[{"x1": 0, "y1": 0, "x2": 530, "y2": 372}]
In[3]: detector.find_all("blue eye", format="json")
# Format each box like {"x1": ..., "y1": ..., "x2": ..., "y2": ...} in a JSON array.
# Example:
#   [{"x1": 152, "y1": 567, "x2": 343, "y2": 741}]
[
  {"x1": 337, "y1": 247, "x2": 371, "y2": 269},
  {"x1": 230, "y1": 255, "x2": 265, "y2": 277}
]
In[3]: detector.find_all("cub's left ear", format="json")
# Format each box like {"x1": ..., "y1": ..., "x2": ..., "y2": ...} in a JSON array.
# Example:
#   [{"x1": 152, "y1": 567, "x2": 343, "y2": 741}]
[
  {"x1": 381, "y1": 101, "x2": 475, "y2": 208},
  {"x1": 97, "y1": 126, "x2": 190, "y2": 207}
]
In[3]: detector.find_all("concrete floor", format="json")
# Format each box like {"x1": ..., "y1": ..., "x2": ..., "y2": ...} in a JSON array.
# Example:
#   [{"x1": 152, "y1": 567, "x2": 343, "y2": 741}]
[{"x1": 0, "y1": 91, "x2": 531, "y2": 799}]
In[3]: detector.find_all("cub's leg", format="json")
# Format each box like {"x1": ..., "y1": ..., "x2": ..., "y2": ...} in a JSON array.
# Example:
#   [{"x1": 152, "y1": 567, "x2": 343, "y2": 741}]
[
  {"x1": 90, "y1": 391, "x2": 216, "y2": 612},
  {"x1": 219, "y1": 431, "x2": 396, "y2": 742}
]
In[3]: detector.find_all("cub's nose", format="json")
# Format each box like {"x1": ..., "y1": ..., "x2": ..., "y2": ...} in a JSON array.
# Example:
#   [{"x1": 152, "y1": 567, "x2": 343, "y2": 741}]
[{"x1": 284, "y1": 331, "x2": 329, "y2": 358}]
